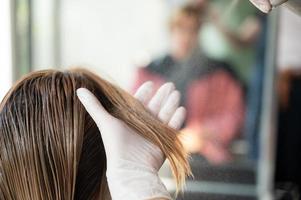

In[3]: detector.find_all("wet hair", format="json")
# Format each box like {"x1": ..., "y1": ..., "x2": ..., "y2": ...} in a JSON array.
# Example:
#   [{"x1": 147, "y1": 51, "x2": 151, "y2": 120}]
[{"x1": 0, "y1": 68, "x2": 190, "y2": 199}]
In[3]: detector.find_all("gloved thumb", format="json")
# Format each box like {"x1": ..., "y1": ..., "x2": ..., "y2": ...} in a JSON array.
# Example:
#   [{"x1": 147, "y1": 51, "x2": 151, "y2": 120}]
[{"x1": 76, "y1": 88, "x2": 114, "y2": 130}]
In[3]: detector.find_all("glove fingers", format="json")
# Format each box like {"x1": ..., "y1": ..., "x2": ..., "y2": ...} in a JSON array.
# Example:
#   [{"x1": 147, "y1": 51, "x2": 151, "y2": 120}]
[
  {"x1": 158, "y1": 90, "x2": 180, "y2": 123},
  {"x1": 134, "y1": 81, "x2": 154, "y2": 105},
  {"x1": 76, "y1": 88, "x2": 114, "y2": 129},
  {"x1": 168, "y1": 107, "x2": 186, "y2": 130},
  {"x1": 148, "y1": 82, "x2": 175, "y2": 115}
]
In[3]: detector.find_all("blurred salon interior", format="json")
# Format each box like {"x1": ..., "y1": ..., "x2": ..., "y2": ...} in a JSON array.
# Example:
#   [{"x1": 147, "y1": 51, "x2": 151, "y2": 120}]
[{"x1": 1, "y1": 0, "x2": 301, "y2": 199}]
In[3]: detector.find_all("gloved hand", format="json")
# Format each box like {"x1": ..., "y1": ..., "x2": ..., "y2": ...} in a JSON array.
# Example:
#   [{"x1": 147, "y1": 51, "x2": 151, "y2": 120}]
[
  {"x1": 249, "y1": 0, "x2": 288, "y2": 13},
  {"x1": 77, "y1": 82, "x2": 186, "y2": 200}
]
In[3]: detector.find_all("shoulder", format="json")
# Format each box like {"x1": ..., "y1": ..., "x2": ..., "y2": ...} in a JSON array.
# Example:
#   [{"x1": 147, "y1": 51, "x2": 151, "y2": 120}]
[
  {"x1": 146, "y1": 55, "x2": 174, "y2": 75},
  {"x1": 205, "y1": 57, "x2": 244, "y2": 86}
]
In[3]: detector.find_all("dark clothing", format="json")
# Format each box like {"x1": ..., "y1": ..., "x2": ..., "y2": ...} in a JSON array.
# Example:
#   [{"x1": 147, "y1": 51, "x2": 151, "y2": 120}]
[{"x1": 146, "y1": 51, "x2": 244, "y2": 105}]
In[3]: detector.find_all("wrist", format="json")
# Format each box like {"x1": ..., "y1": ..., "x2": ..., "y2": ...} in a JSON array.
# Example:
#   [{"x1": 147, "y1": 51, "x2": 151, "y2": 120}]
[{"x1": 106, "y1": 160, "x2": 171, "y2": 200}]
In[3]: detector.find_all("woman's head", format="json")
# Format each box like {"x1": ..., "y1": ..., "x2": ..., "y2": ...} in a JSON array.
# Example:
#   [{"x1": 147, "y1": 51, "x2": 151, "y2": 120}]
[
  {"x1": 169, "y1": 4, "x2": 203, "y2": 60},
  {"x1": 0, "y1": 69, "x2": 190, "y2": 199}
]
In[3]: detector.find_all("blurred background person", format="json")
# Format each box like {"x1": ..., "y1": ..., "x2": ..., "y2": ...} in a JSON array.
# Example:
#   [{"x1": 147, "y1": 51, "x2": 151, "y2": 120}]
[{"x1": 132, "y1": 3, "x2": 245, "y2": 165}]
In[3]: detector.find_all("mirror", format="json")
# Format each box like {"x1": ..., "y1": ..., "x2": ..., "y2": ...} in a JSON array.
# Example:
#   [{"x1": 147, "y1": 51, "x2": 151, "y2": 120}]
[{"x1": 12, "y1": 0, "x2": 280, "y2": 199}]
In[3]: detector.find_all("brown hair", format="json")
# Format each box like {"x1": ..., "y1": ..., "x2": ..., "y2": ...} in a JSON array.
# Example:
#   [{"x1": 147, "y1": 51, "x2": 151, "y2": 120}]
[
  {"x1": 0, "y1": 68, "x2": 190, "y2": 199},
  {"x1": 169, "y1": 4, "x2": 203, "y2": 30}
]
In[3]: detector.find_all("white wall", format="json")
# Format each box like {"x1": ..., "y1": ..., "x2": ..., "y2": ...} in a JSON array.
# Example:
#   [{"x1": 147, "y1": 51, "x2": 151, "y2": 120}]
[
  {"x1": 277, "y1": 7, "x2": 301, "y2": 69},
  {"x1": 0, "y1": 0, "x2": 13, "y2": 100},
  {"x1": 59, "y1": 0, "x2": 170, "y2": 89},
  {"x1": 32, "y1": 0, "x2": 58, "y2": 69}
]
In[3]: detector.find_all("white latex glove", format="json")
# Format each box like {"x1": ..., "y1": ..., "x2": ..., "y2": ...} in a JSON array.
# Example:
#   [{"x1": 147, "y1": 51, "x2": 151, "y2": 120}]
[{"x1": 76, "y1": 82, "x2": 186, "y2": 200}]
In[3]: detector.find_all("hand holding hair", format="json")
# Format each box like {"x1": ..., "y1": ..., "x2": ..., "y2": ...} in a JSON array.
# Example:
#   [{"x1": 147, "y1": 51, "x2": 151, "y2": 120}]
[
  {"x1": 0, "y1": 70, "x2": 189, "y2": 199},
  {"x1": 77, "y1": 82, "x2": 186, "y2": 200}
]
